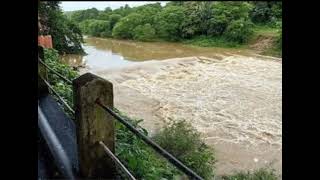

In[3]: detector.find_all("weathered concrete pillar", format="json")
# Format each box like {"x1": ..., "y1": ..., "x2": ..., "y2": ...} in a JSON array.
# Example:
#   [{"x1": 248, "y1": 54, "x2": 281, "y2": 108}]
[
  {"x1": 38, "y1": 46, "x2": 48, "y2": 96},
  {"x1": 73, "y1": 73, "x2": 116, "y2": 178}
]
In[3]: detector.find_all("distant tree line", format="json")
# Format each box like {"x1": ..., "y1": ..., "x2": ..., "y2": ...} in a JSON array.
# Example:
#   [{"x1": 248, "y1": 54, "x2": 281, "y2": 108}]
[
  {"x1": 68, "y1": 1, "x2": 282, "y2": 43},
  {"x1": 38, "y1": 1, "x2": 282, "y2": 54}
]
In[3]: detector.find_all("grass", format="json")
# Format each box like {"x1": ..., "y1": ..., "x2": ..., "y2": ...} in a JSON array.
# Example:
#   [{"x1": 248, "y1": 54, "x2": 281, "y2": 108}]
[
  {"x1": 182, "y1": 25, "x2": 282, "y2": 58},
  {"x1": 246, "y1": 25, "x2": 282, "y2": 58},
  {"x1": 183, "y1": 35, "x2": 243, "y2": 48},
  {"x1": 252, "y1": 25, "x2": 279, "y2": 37},
  {"x1": 221, "y1": 168, "x2": 279, "y2": 180}
]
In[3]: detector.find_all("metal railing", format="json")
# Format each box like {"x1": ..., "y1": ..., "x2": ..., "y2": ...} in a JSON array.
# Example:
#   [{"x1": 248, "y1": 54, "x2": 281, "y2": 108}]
[
  {"x1": 96, "y1": 99, "x2": 203, "y2": 180},
  {"x1": 38, "y1": 57, "x2": 204, "y2": 180},
  {"x1": 39, "y1": 75, "x2": 75, "y2": 115}
]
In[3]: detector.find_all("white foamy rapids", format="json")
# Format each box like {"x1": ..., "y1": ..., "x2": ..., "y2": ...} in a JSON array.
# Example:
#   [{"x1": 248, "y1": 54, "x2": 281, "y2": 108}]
[{"x1": 120, "y1": 55, "x2": 282, "y2": 149}]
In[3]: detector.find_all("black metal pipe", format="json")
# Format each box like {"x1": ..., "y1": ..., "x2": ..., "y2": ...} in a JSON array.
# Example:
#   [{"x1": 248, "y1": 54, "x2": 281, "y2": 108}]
[
  {"x1": 39, "y1": 76, "x2": 75, "y2": 115},
  {"x1": 99, "y1": 141, "x2": 136, "y2": 180},
  {"x1": 38, "y1": 105, "x2": 76, "y2": 180},
  {"x1": 96, "y1": 100, "x2": 204, "y2": 180},
  {"x1": 39, "y1": 58, "x2": 73, "y2": 85}
]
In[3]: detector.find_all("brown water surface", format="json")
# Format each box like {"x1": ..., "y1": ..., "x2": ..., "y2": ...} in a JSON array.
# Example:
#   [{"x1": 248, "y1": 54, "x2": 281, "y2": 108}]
[{"x1": 60, "y1": 37, "x2": 254, "y2": 71}]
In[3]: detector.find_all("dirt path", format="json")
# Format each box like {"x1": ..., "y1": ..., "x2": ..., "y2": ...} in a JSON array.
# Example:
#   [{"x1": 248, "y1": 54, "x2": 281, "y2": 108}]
[{"x1": 92, "y1": 54, "x2": 282, "y2": 177}]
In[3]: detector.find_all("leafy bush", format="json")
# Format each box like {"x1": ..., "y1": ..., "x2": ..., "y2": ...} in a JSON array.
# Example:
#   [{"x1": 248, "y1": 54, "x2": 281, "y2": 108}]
[
  {"x1": 222, "y1": 168, "x2": 279, "y2": 180},
  {"x1": 112, "y1": 13, "x2": 144, "y2": 39},
  {"x1": 207, "y1": 15, "x2": 229, "y2": 36},
  {"x1": 133, "y1": 24, "x2": 156, "y2": 41},
  {"x1": 224, "y1": 19, "x2": 254, "y2": 43},
  {"x1": 87, "y1": 20, "x2": 112, "y2": 37},
  {"x1": 69, "y1": 1, "x2": 283, "y2": 48},
  {"x1": 39, "y1": 1, "x2": 84, "y2": 54},
  {"x1": 43, "y1": 48, "x2": 78, "y2": 114},
  {"x1": 154, "y1": 119, "x2": 216, "y2": 179},
  {"x1": 114, "y1": 110, "x2": 181, "y2": 179},
  {"x1": 250, "y1": 2, "x2": 272, "y2": 24},
  {"x1": 109, "y1": 14, "x2": 122, "y2": 28},
  {"x1": 154, "y1": 5, "x2": 185, "y2": 41},
  {"x1": 250, "y1": 2, "x2": 282, "y2": 25},
  {"x1": 184, "y1": 35, "x2": 239, "y2": 48}
]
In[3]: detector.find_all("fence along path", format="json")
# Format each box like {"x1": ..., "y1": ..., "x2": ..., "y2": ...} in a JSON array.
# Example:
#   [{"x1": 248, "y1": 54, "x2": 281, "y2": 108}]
[{"x1": 38, "y1": 46, "x2": 204, "y2": 180}]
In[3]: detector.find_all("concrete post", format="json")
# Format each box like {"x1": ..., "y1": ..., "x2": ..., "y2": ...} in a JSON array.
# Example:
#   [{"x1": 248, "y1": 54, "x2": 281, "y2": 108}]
[{"x1": 73, "y1": 73, "x2": 116, "y2": 178}]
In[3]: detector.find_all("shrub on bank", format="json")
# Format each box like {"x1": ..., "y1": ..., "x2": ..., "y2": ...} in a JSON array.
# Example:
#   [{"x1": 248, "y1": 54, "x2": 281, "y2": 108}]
[
  {"x1": 43, "y1": 48, "x2": 181, "y2": 179},
  {"x1": 154, "y1": 119, "x2": 216, "y2": 180},
  {"x1": 224, "y1": 19, "x2": 254, "y2": 44},
  {"x1": 43, "y1": 48, "x2": 78, "y2": 114},
  {"x1": 133, "y1": 24, "x2": 156, "y2": 41}
]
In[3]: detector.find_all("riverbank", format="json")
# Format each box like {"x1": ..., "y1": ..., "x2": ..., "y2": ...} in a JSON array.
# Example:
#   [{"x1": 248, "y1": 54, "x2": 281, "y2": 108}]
[{"x1": 91, "y1": 54, "x2": 282, "y2": 177}]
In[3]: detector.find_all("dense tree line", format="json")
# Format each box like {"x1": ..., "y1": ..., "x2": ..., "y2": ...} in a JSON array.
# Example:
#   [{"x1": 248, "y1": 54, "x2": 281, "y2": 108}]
[{"x1": 68, "y1": 1, "x2": 282, "y2": 44}]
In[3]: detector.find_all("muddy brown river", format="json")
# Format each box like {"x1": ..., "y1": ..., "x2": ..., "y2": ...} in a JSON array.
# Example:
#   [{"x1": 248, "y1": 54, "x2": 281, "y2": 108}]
[{"x1": 61, "y1": 37, "x2": 282, "y2": 177}]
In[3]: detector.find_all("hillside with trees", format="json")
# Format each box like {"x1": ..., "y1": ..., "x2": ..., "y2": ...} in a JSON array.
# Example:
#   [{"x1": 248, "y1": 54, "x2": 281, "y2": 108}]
[{"x1": 66, "y1": 1, "x2": 282, "y2": 56}]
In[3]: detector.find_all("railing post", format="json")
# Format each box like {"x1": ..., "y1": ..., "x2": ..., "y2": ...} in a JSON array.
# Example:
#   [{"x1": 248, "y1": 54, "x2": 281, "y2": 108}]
[
  {"x1": 73, "y1": 73, "x2": 116, "y2": 178},
  {"x1": 38, "y1": 46, "x2": 48, "y2": 96}
]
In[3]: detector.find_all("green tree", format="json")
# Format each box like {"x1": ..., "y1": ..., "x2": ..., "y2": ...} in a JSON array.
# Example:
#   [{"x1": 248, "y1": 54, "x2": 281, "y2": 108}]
[
  {"x1": 78, "y1": 19, "x2": 91, "y2": 34},
  {"x1": 109, "y1": 14, "x2": 122, "y2": 29},
  {"x1": 104, "y1": 7, "x2": 112, "y2": 14},
  {"x1": 133, "y1": 24, "x2": 156, "y2": 41},
  {"x1": 224, "y1": 19, "x2": 254, "y2": 43},
  {"x1": 112, "y1": 13, "x2": 144, "y2": 39},
  {"x1": 87, "y1": 20, "x2": 112, "y2": 37},
  {"x1": 181, "y1": 1, "x2": 214, "y2": 38},
  {"x1": 249, "y1": 1, "x2": 282, "y2": 25},
  {"x1": 38, "y1": 1, "x2": 84, "y2": 54},
  {"x1": 207, "y1": 2, "x2": 253, "y2": 37},
  {"x1": 70, "y1": 8, "x2": 99, "y2": 23},
  {"x1": 134, "y1": 3, "x2": 162, "y2": 25},
  {"x1": 155, "y1": 5, "x2": 185, "y2": 41}
]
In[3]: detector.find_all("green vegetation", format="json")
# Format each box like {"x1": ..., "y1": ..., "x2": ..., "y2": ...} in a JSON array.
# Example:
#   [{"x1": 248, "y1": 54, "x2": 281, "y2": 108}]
[
  {"x1": 64, "y1": 1, "x2": 281, "y2": 57},
  {"x1": 40, "y1": 1, "x2": 282, "y2": 179},
  {"x1": 133, "y1": 24, "x2": 156, "y2": 41},
  {"x1": 183, "y1": 36, "x2": 241, "y2": 48},
  {"x1": 154, "y1": 120, "x2": 216, "y2": 179},
  {"x1": 222, "y1": 168, "x2": 279, "y2": 180},
  {"x1": 38, "y1": 2, "x2": 85, "y2": 54},
  {"x1": 42, "y1": 48, "x2": 279, "y2": 179},
  {"x1": 42, "y1": 49, "x2": 214, "y2": 179},
  {"x1": 69, "y1": 2, "x2": 280, "y2": 42},
  {"x1": 114, "y1": 110, "x2": 181, "y2": 179},
  {"x1": 43, "y1": 48, "x2": 77, "y2": 116}
]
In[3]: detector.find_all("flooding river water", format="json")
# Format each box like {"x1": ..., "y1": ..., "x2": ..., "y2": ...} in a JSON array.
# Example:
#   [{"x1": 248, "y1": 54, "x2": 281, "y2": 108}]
[
  {"x1": 60, "y1": 37, "x2": 257, "y2": 70},
  {"x1": 60, "y1": 37, "x2": 282, "y2": 177}
]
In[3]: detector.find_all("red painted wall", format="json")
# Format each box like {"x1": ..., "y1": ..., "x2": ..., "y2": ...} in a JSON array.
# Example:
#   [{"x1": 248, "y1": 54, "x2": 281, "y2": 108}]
[{"x1": 38, "y1": 35, "x2": 53, "y2": 48}]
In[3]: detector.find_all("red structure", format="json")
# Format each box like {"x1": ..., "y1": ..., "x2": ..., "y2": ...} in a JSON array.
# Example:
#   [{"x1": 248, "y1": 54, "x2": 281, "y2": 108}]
[
  {"x1": 38, "y1": 13, "x2": 53, "y2": 49},
  {"x1": 38, "y1": 35, "x2": 53, "y2": 48}
]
